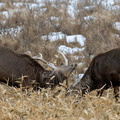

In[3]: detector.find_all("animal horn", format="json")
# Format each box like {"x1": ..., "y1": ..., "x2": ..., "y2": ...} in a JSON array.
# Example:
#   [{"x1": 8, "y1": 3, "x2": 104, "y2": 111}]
[
  {"x1": 58, "y1": 51, "x2": 68, "y2": 65},
  {"x1": 33, "y1": 53, "x2": 57, "y2": 70}
]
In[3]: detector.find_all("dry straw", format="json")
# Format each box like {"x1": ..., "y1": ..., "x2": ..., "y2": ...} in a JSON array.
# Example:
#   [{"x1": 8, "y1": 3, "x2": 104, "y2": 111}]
[{"x1": 0, "y1": 83, "x2": 119, "y2": 120}]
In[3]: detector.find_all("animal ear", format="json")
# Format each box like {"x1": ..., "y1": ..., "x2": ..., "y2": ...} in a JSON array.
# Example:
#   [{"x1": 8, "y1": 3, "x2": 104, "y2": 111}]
[
  {"x1": 32, "y1": 53, "x2": 57, "y2": 70},
  {"x1": 58, "y1": 51, "x2": 68, "y2": 65}
]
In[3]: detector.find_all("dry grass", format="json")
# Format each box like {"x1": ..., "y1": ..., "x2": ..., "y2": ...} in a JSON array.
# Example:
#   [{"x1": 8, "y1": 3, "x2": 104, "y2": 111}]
[
  {"x1": 0, "y1": 0, "x2": 120, "y2": 119},
  {"x1": 0, "y1": 84, "x2": 119, "y2": 120}
]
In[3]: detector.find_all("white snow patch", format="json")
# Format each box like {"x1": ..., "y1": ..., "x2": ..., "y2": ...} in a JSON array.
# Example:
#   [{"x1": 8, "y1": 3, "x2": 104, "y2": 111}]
[
  {"x1": 0, "y1": 9, "x2": 21, "y2": 18},
  {"x1": 50, "y1": 16, "x2": 59, "y2": 21},
  {"x1": 41, "y1": 32, "x2": 86, "y2": 54},
  {"x1": 83, "y1": 16, "x2": 97, "y2": 21},
  {"x1": 58, "y1": 45, "x2": 84, "y2": 54},
  {"x1": 0, "y1": 3, "x2": 4, "y2": 7},
  {"x1": 42, "y1": 32, "x2": 86, "y2": 46},
  {"x1": 0, "y1": 26, "x2": 22, "y2": 36},
  {"x1": 113, "y1": 22, "x2": 120, "y2": 31},
  {"x1": 72, "y1": 74, "x2": 84, "y2": 87},
  {"x1": 13, "y1": 3, "x2": 39, "y2": 9},
  {"x1": 114, "y1": 34, "x2": 120, "y2": 38},
  {"x1": 73, "y1": 55, "x2": 85, "y2": 61},
  {"x1": 96, "y1": 0, "x2": 115, "y2": 6},
  {"x1": 77, "y1": 74, "x2": 84, "y2": 79},
  {"x1": 13, "y1": 2, "x2": 24, "y2": 7},
  {"x1": 111, "y1": 5, "x2": 120, "y2": 10},
  {"x1": 74, "y1": 56, "x2": 80, "y2": 60},
  {"x1": 0, "y1": 20, "x2": 6, "y2": 24},
  {"x1": 67, "y1": 4, "x2": 75, "y2": 17},
  {"x1": 0, "y1": 11, "x2": 9, "y2": 18},
  {"x1": 41, "y1": 32, "x2": 66, "y2": 41},
  {"x1": 66, "y1": 35, "x2": 86, "y2": 46},
  {"x1": 84, "y1": 6, "x2": 94, "y2": 10}
]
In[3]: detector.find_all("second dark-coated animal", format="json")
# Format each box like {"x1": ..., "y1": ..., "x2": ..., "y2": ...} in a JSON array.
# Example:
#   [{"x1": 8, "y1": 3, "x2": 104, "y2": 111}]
[{"x1": 68, "y1": 48, "x2": 120, "y2": 101}]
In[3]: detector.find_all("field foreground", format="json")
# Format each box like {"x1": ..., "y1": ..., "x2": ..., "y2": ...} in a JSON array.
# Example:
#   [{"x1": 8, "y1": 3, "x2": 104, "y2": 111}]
[{"x1": 0, "y1": 84, "x2": 119, "y2": 120}]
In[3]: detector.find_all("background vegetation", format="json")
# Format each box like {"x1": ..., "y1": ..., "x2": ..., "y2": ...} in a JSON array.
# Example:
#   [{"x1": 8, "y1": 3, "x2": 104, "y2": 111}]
[{"x1": 0, "y1": 0, "x2": 120, "y2": 119}]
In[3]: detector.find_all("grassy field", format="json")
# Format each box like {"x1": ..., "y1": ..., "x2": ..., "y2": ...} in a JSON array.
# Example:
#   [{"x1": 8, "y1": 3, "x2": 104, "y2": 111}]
[
  {"x1": 0, "y1": 0, "x2": 120, "y2": 119},
  {"x1": 0, "y1": 84, "x2": 119, "y2": 120}
]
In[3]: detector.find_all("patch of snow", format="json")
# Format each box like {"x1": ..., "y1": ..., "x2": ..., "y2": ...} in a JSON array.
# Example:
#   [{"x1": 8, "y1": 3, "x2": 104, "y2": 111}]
[
  {"x1": 72, "y1": 73, "x2": 84, "y2": 87},
  {"x1": 83, "y1": 16, "x2": 97, "y2": 21},
  {"x1": 0, "y1": 26, "x2": 23, "y2": 36},
  {"x1": 94, "y1": 0, "x2": 115, "y2": 6},
  {"x1": 42, "y1": 32, "x2": 86, "y2": 46},
  {"x1": 83, "y1": 68, "x2": 87, "y2": 72},
  {"x1": 0, "y1": 11, "x2": 9, "y2": 18},
  {"x1": 50, "y1": 16, "x2": 59, "y2": 21},
  {"x1": 111, "y1": 5, "x2": 120, "y2": 10},
  {"x1": 67, "y1": 4, "x2": 75, "y2": 18},
  {"x1": 77, "y1": 74, "x2": 84, "y2": 79},
  {"x1": 66, "y1": 35, "x2": 86, "y2": 46},
  {"x1": 25, "y1": 3, "x2": 39, "y2": 9},
  {"x1": 100, "y1": 0, "x2": 120, "y2": 11},
  {"x1": 113, "y1": 22, "x2": 120, "y2": 31},
  {"x1": 74, "y1": 56, "x2": 85, "y2": 60},
  {"x1": 0, "y1": 20, "x2": 6, "y2": 24},
  {"x1": 58, "y1": 45, "x2": 84, "y2": 54},
  {"x1": 0, "y1": 3, "x2": 4, "y2": 7},
  {"x1": 0, "y1": 9, "x2": 21, "y2": 18},
  {"x1": 78, "y1": 62, "x2": 85, "y2": 66},
  {"x1": 74, "y1": 56, "x2": 79, "y2": 60},
  {"x1": 84, "y1": 6, "x2": 94, "y2": 10},
  {"x1": 114, "y1": 34, "x2": 120, "y2": 38},
  {"x1": 13, "y1": 3, "x2": 39, "y2": 9},
  {"x1": 41, "y1": 32, "x2": 66, "y2": 41},
  {"x1": 13, "y1": 3, "x2": 24, "y2": 7}
]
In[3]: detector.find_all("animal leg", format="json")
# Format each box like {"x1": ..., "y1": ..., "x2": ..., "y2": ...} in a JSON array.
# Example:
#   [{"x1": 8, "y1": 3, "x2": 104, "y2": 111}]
[
  {"x1": 114, "y1": 86, "x2": 120, "y2": 102},
  {"x1": 96, "y1": 84, "x2": 106, "y2": 98},
  {"x1": 97, "y1": 89, "x2": 104, "y2": 98}
]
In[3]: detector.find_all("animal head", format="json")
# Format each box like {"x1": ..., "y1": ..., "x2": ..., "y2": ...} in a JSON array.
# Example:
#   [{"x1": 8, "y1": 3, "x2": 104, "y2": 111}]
[{"x1": 33, "y1": 51, "x2": 77, "y2": 88}]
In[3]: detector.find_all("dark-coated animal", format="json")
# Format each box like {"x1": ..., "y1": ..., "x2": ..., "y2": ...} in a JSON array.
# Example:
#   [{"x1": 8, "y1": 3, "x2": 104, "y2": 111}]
[
  {"x1": 68, "y1": 48, "x2": 120, "y2": 101},
  {"x1": 0, "y1": 46, "x2": 77, "y2": 89}
]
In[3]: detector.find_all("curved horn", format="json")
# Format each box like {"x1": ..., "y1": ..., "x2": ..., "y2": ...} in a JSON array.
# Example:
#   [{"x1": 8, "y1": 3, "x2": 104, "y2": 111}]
[
  {"x1": 33, "y1": 53, "x2": 57, "y2": 70},
  {"x1": 58, "y1": 51, "x2": 68, "y2": 65}
]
